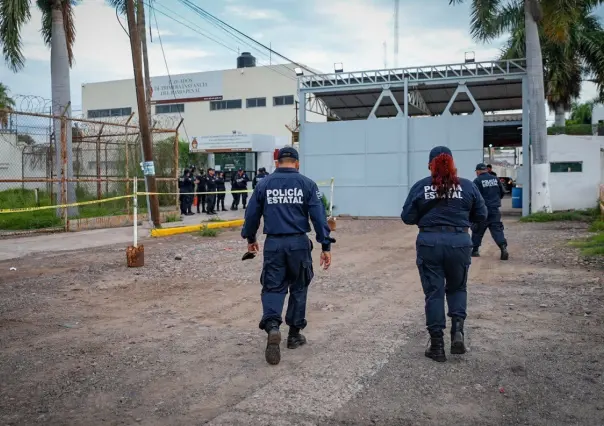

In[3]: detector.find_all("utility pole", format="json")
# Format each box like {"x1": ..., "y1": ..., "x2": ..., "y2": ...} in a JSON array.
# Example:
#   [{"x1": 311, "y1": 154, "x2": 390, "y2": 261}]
[
  {"x1": 126, "y1": 0, "x2": 161, "y2": 227},
  {"x1": 137, "y1": 0, "x2": 153, "y2": 225}
]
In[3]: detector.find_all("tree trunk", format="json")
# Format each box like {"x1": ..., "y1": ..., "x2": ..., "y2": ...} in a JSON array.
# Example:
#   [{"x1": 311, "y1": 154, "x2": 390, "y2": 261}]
[
  {"x1": 51, "y1": 1, "x2": 77, "y2": 216},
  {"x1": 554, "y1": 104, "x2": 565, "y2": 127},
  {"x1": 525, "y1": 0, "x2": 551, "y2": 213}
]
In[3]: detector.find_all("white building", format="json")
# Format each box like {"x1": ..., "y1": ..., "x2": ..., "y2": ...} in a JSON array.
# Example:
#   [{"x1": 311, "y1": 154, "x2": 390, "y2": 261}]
[{"x1": 81, "y1": 53, "x2": 326, "y2": 172}]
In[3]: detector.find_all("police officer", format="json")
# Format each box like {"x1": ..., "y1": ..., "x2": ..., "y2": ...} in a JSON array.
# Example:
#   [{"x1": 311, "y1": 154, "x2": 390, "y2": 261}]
[
  {"x1": 486, "y1": 164, "x2": 497, "y2": 177},
  {"x1": 195, "y1": 169, "x2": 208, "y2": 213},
  {"x1": 205, "y1": 168, "x2": 218, "y2": 215},
  {"x1": 179, "y1": 168, "x2": 195, "y2": 216},
  {"x1": 252, "y1": 167, "x2": 268, "y2": 189},
  {"x1": 215, "y1": 171, "x2": 227, "y2": 212},
  {"x1": 242, "y1": 147, "x2": 334, "y2": 365},
  {"x1": 402, "y1": 146, "x2": 487, "y2": 362},
  {"x1": 231, "y1": 168, "x2": 250, "y2": 210},
  {"x1": 471, "y1": 163, "x2": 509, "y2": 260}
]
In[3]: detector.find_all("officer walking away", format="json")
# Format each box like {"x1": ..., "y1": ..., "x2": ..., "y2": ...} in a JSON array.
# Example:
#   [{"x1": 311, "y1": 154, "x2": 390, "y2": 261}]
[
  {"x1": 180, "y1": 168, "x2": 195, "y2": 216},
  {"x1": 231, "y1": 168, "x2": 250, "y2": 210},
  {"x1": 205, "y1": 168, "x2": 218, "y2": 215},
  {"x1": 242, "y1": 147, "x2": 335, "y2": 366},
  {"x1": 215, "y1": 171, "x2": 227, "y2": 212},
  {"x1": 471, "y1": 163, "x2": 509, "y2": 260},
  {"x1": 402, "y1": 146, "x2": 487, "y2": 363},
  {"x1": 252, "y1": 167, "x2": 269, "y2": 189},
  {"x1": 195, "y1": 168, "x2": 207, "y2": 214},
  {"x1": 486, "y1": 164, "x2": 497, "y2": 177}
]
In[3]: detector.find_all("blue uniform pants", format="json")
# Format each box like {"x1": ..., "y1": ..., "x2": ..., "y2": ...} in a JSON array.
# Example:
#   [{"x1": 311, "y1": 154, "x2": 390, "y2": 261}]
[
  {"x1": 259, "y1": 234, "x2": 314, "y2": 330},
  {"x1": 416, "y1": 229, "x2": 472, "y2": 337},
  {"x1": 471, "y1": 209, "x2": 507, "y2": 248}
]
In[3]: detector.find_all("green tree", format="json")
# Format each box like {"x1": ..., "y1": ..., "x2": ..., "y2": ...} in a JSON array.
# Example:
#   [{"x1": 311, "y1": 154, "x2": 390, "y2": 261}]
[
  {"x1": 567, "y1": 100, "x2": 595, "y2": 125},
  {"x1": 0, "y1": 0, "x2": 79, "y2": 215},
  {"x1": 0, "y1": 82, "x2": 16, "y2": 128},
  {"x1": 492, "y1": 2, "x2": 604, "y2": 127},
  {"x1": 449, "y1": 0, "x2": 583, "y2": 212}
]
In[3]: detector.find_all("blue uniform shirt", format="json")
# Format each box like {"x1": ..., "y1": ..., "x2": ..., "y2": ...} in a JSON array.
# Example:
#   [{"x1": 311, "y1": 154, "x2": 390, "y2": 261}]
[
  {"x1": 402, "y1": 176, "x2": 487, "y2": 227},
  {"x1": 473, "y1": 173, "x2": 505, "y2": 210},
  {"x1": 242, "y1": 168, "x2": 333, "y2": 251}
]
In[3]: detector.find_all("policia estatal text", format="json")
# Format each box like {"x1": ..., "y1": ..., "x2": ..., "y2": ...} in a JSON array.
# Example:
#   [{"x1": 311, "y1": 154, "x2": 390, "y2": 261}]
[
  {"x1": 242, "y1": 147, "x2": 334, "y2": 366},
  {"x1": 402, "y1": 146, "x2": 487, "y2": 362},
  {"x1": 471, "y1": 163, "x2": 509, "y2": 260}
]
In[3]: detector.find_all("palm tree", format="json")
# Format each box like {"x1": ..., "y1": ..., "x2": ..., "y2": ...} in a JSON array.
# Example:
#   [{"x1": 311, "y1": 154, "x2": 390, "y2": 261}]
[
  {"x1": 450, "y1": 0, "x2": 557, "y2": 212},
  {"x1": 495, "y1": 2, "x2": 604, "y2": 127},
  {"x1": 567, "y1": 100, "x2": 595, "y2": 125},
  {"x1": 0, "y1": 83, "x2": 16, "y2": 129},
  {"x1": 0, "y1": 0, "x2": 78, "y2": 215}
]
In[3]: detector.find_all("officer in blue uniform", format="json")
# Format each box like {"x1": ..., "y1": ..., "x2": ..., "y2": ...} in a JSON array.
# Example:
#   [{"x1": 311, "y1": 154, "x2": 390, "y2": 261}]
[
  {"x1": 402, "y1": 146, "x2": 487, "y2": 362},
  {"x1": 242, "y1": 147, "x2": 334, "y2": 365},
  {"x1": 471, "y1": 163, "x2": 509, "y2": 260}
]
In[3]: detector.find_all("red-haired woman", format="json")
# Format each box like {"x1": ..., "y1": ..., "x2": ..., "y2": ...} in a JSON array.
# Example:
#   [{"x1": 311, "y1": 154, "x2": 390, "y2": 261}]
[{"x1": 402, "y1": 146, "x2": 487, "y2": 362}]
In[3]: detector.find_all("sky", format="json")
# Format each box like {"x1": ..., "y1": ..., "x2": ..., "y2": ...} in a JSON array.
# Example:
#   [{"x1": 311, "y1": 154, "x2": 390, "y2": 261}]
[{"x1": 1, "y1": 0, "x2": 601, "y2": 120}]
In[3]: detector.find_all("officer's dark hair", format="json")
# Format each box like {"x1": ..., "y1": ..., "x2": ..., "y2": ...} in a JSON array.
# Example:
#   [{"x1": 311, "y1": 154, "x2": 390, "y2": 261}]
[
  {"x1": 486, "y1": 164, "x2": 493, "y2": 168},
  {"x1": 430, "y1": 153, "x2": 460, "y2": 199},
  {"x1": 278, "y1": 156, "x2": 297, "y2": 165}
]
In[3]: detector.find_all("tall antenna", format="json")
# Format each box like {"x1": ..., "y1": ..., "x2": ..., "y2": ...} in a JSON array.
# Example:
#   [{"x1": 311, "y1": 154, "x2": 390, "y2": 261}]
[
  {"x1": 383, "y1": 41, "x2": 388, "y2": 68},
  {"x1": 394, "y1": 0, "x2": 399, "y2": 68}
]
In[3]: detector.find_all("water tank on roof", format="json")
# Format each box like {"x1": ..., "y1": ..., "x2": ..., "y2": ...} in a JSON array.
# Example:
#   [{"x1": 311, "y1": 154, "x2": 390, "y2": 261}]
[{"x1": 237, "y1": 52, "x2": 256, "y2": 69}]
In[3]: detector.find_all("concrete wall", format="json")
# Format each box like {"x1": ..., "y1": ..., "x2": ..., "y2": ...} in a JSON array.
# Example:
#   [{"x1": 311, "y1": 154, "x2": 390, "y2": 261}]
[
  {"x1": 300, "y1": 110, "x2": 483, "y2": 217},
  {"x1": 546, "y1": 135, "x2": 603, "y2": 211},
  {"x1": 82, "y1": 64, "x2": 325, "y2": 141},
  {"x1": 0, "y1": 131, "x2": 49, "y2": 191}
]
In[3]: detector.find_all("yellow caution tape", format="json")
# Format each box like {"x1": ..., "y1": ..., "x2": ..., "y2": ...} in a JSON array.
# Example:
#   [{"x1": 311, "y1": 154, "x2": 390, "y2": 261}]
[{"x1": 0, "y1": 194, "x2": 134, "y2": 214}]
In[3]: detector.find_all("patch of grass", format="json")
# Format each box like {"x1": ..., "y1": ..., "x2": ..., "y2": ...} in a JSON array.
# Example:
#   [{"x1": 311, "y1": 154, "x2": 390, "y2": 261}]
[
  {"x1": 588, "y1": 220, "x2": 604, "y2": 232},
  {"x1": 571, "y1": 232, "x2": 604, "y2": 256},
  {"x1": 164, "y1": 213, "x2": 181, "y2": 223},
  {"x1": 199, "y1": 225, "x2": 220, "y2": 237},
  {"x1": 520, "y1": 207, "x2": 600, "y2": 223},
  {"x1": 207, "y1": 217, "x2": 225, "y2": 222}
]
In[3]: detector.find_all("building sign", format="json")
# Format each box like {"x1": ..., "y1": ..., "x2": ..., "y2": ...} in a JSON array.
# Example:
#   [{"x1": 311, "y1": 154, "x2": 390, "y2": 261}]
[
  {"x1": 189, "y1": 134, "x2": 254, "y2": 153},
  {"x1": 151, "y1": 71, "x2": 223, "y2": 103}
]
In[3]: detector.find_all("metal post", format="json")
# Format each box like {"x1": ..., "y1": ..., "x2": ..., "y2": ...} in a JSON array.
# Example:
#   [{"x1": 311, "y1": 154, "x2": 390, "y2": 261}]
[
  {"x1": 521, "y1": 76, "x2": 530, "y2": 216},
  {"x1": 133, "y1": 176, "x2": 138, "y2": 247},
  {"x1": 298, "y1": 92, "x2": 307, "y2": 174},
  {"x1": 404, "y1": 77, "x2": 410, "y2": 198},
  {"x1": 95, "y1": 125, "x2": 104, "y2": 199},
  {"x1": 60, "y1": 116, "x2": 68, "y2": 231},
  {"x1": 124, "y1": 113, "x2": 135, "y2": 212},
  {"x1": 175, "y1": 119, "x2": 184, "y2": 213}
]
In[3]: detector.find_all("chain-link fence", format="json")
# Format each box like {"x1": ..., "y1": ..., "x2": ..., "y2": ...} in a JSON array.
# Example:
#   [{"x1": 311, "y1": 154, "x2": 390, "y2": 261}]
[{"x1": 0, "y1": 104, "x2": 182, "y2": 235}]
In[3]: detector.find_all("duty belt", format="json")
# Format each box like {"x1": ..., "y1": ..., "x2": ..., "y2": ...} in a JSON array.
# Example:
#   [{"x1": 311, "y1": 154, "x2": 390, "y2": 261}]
[
  {"x1": 266, "y1": 233, "x2": 306, "y2": 238},
  {"x1": 419, "y1": 226, "x2": 469, "y2": 233}
]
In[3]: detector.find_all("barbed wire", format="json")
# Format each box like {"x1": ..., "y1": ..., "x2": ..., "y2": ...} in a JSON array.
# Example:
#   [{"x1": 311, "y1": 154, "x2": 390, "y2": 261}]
[{"x1": 10, "y1": 94, "x2": 54, "y2": 113}]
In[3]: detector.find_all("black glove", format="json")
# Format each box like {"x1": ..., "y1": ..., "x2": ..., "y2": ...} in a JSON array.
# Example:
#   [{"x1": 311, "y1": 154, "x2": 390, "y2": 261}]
[{"x1": 327, "y1": 237, "x2": 336, "y2": 244}]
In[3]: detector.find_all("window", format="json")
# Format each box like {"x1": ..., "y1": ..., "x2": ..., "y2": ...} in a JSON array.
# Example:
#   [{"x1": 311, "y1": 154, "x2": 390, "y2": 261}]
[
  {"x1": 246, "y1": 97, "x2": 266, "y2": 108},
  {"x1": 210, "y1": 99, "x2": 243, "y2": 111},
  {"x1": 273, "y1": 95, "x2": 295, "y2": 106},
  {"x1": 155, "y1": 104, "x2": 184, "y2": 114},
  {"x1": 87, "y1": 107, "x2": 132, "y2": 119},
  {"x1": 550, "y1": 161, "x2": 583, "y2": 173}
]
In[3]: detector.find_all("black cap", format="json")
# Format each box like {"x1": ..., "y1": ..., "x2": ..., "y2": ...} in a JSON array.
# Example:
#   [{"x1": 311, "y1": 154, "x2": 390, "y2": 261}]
[
  {"x1": 476, "y1": 163, "x2": 487, "y2": 171},
  {"x1": 278, "y1": 146, "x2": 299, "y2": 161},
  {"x1": 429, "y1": 146, "x2": 452, "y2": 162}
]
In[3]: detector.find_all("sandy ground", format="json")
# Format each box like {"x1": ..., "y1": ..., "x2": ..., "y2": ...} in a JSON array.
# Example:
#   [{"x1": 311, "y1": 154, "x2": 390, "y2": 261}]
[{"x1": 0, "y1": 218, "x2": 603, "y2": 425}]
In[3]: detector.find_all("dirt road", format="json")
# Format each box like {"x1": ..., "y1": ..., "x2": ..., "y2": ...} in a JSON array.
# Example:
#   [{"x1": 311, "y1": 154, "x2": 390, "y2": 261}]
[{"x1": 0, "y1": 219, "x2": 602, "y2": 425}]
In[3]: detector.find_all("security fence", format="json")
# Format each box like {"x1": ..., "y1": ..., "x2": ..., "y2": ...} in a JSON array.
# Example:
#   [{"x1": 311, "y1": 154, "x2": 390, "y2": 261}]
[{"x1": 0, "y1": 106, "x2": 183, "y2": 235}]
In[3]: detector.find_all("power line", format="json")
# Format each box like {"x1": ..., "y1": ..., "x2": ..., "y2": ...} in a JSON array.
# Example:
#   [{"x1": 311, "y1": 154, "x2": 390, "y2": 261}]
[
  {"x1": 143, "y1": 1, "x2": 298, "y2": 82},
  {"x1": 151, "y1": 0, "x2": 190, "y2": 144},
  {"x1": 177, "y1": 0, "x2": 318, "y2": 75}
]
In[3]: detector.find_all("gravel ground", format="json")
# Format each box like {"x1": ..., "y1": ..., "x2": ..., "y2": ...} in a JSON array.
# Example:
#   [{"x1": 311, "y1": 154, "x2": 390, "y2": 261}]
[{"x1": 0, "y1": 218, "x2": 602, "y2": 425}]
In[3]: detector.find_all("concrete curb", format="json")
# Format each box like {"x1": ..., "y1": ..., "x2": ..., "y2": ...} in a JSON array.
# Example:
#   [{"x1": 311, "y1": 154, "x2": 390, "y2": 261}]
[{"x1": 150, "y1": 219, "x2": 244, "y2": 237}]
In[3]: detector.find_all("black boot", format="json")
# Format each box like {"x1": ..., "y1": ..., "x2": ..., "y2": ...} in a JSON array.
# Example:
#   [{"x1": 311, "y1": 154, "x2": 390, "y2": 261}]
[
  {"x1": 471, "y1": 248, "x2": 480, "y2": 257},
  {"x1": 287, "y1": 327, "x2": 307, "y2": 349},
  {"x1": 425, "y1": 332, "x2": 446, "y2": 362},
  {"x1": 264, "y1": 321, "x2": 281, "y2": 365},
  {"x1": 450, "y1": 317, "x2": 466, "y2": 355},
  {"x1": 499, "y1": 243, "x2": 509, "y2": 260}
]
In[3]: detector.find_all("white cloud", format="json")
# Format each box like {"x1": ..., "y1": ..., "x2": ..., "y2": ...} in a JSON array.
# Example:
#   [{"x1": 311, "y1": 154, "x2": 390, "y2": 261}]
[{"x1": 225, "y1": 5, "x2": 286, "y2": 22}]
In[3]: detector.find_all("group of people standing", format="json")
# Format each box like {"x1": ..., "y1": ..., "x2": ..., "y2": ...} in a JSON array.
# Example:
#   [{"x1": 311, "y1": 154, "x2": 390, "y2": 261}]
[{"x1": 179, "y1": 166, "x2": 271, "y2": 216}]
